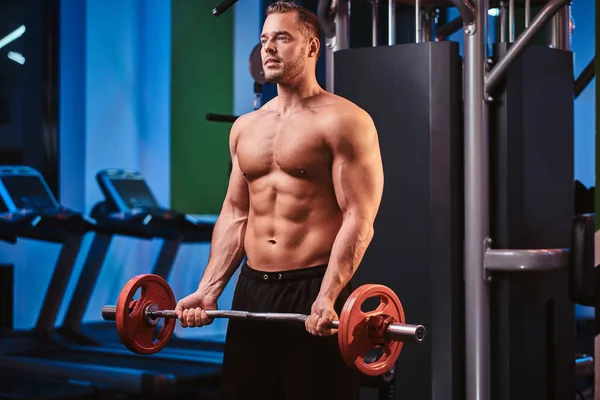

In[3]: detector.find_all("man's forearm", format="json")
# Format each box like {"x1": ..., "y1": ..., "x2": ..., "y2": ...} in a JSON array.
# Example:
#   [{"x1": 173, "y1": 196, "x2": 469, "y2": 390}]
[
  {"x1": 318, "y1": 214, "x2": 374, "y2": 302},
  {"x1": 197, "y1": 211, "x2": 247, "y2": 297}
]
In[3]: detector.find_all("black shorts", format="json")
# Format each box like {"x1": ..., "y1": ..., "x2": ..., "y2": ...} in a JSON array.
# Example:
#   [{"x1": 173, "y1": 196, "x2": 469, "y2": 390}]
[{"x1": 220, "y1": 262, "x2": 360, "y2": 400}]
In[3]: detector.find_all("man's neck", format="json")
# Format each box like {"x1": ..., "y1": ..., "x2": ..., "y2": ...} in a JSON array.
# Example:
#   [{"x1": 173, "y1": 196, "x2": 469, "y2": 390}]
[{"x1": 275, "y1": 76, "x2": 322, "y2": 115}]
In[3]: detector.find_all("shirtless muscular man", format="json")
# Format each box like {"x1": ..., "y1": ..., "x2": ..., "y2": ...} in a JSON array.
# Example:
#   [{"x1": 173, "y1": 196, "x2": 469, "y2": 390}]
[{"x1": 175, "y1": 2, "x2": 384, "y2": 399}]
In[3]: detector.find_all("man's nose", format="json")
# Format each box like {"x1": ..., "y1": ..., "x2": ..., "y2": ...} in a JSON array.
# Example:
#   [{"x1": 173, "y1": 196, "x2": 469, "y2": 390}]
[{"x1": 264, "y1": 40, "x2": 276, "y2": 53}]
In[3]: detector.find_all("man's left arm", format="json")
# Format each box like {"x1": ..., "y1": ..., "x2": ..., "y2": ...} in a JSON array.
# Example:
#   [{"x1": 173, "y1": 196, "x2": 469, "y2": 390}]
[{"x1": 305, "y1": 108, "x2": 384, "y2": 336}]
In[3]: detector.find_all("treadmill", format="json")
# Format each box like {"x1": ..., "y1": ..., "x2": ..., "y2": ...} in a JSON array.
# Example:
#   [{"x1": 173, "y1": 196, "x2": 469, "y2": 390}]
[
  {"x1": 57, "y1": 169, "x2": 222, "y2": 357},
  {"x1": 0, "y1": 166, "x2": 109, "y2": 400},
  {"x1": 0, "y1": 167, "x2": 220, "y2": 396}
]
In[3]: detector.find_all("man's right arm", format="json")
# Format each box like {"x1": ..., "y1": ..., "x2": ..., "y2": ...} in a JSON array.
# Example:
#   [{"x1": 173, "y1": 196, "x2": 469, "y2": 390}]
[{"x1": 196, "y1": 116, "x2": 250, "y2": 298}]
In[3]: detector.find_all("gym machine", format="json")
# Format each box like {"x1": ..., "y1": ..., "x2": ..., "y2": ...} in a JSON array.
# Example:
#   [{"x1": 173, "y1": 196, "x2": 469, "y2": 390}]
[
  {"x1": 58, "y1": 169, "x2": 217, "y2": 350},
  {"x1": 323, "y1": 1, "x2": 589, "y2": 400},
  {"x1": 0, "y1": 167, "x2": 220, "y2": 396},
  {"x1": 53, "y1": 168, "x2": 226, "y2": 365},
  {"x1": 0, "y1": 166, "x2": 106, "y2": 399}
]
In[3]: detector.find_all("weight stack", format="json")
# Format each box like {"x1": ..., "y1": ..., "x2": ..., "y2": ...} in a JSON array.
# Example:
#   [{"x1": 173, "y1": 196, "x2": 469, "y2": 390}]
[
  {"x1": 334, "y1": 42, "x2": 464, "y2": 400},
  {"x1": 0, "y1": 265, "x2": 13, "y2": 331},
  {"x1": 489, "y1": 44, "x2": 575, "y2": 400}
]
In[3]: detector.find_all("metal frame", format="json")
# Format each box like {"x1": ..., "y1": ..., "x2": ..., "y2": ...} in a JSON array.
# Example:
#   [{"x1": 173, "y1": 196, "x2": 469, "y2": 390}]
[
  {"x1": 447, "y1": 0, "x2": 574, "y2": 397},
  {"x1": 320, "y1": 0, "x2": 350, "y2": 93},
  {"x1": 435, "y1": 17, "x2": 463, "y2": 41},
  {"x1": 37, "y1": 235, "x2": 85, "y2": 331},
  {"x1": 485, "y1": 0, "x2": 573, "y2": 95},
  {"x1": 574, "y1": 56, "x2": 595, "y2": 98}
]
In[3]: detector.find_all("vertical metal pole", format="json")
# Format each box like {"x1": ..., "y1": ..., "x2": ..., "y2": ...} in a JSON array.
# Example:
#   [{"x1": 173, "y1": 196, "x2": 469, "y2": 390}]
[
  {"x1": 564, "y1": 5, "x2": 571, "y2": 50},
  {"x1": 525, "y1": 0, "x2": 531, "y2": 27},
  {"x1": 326, "y1": 0, "x2": 350, "y2": 93},
  {"x1": 499, "y1": 1, "x2": 506, "y2": 42},
  {"x1": 549, "y1": 11, "x2": 557, "y2": 46},
  {"x1": 508, "y1": 0, "x2": 515, "y2": 41},
  {"x1": 325, "y1": 46, "x2": 334, "y2": 92},
  {"x1": 421, "y1": 10, "x2": 433, "y2": 42},
  {"x1": 415, "y1": 0, "x2": 421, "y2": 43},
  {"x1": 388, "y1": 0, "x2": 396, "y2": 45},
  {"x1": 549, "y1": 5, "x2": 569, "y2": 50},
  {"x1": 372, "y1": 0, "x2": 379, "y2": 46},
  {"x1": 464, "y1": 0, "x2": 490, "y2": 398},
  {"x1": 561, "y1": 5, "x2": 570, "y2": 50},
  {"x1": 335, "y1": 1, "x2": 350, "y2": 50}
]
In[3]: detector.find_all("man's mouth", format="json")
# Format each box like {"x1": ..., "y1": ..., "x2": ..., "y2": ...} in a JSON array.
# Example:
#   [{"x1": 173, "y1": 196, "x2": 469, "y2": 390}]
[{"x1": 264, "y1": 58, "x2": 280, "y2": 66}]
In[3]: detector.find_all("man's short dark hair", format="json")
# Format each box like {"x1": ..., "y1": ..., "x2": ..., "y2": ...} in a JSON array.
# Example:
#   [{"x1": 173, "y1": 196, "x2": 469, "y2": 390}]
[{"x1": 266, "y1": 1, "x2": 323, "y2": 56}]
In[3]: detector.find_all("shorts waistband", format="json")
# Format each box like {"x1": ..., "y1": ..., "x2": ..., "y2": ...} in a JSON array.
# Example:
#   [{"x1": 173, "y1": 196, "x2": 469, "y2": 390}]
[{"x1": 240, "y1": 262, "x2": 328, "y2": 283}]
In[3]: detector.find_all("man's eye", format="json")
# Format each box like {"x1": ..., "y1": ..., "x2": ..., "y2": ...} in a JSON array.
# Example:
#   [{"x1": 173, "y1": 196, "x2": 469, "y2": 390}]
[{"x1": 278, "y1": 36, "x2": 287, "y2": 41}]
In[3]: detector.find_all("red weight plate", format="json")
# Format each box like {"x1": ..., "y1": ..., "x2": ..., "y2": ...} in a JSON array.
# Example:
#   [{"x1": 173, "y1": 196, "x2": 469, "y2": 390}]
[
  {"x1": 337, "y1": 284, "x2": 405, "y2": 376},
  {"x1": 115, "y1": 274, "x2": 177, "y2": 355}
]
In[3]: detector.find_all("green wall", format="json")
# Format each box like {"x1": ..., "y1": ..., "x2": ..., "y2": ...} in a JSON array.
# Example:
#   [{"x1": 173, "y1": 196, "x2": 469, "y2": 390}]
[{"x1": 171, "y1": 0, "x2": 234, "y2": 214}]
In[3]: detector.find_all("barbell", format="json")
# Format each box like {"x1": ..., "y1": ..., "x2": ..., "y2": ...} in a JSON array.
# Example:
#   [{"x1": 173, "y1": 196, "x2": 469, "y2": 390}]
[{"x1": 102, "y1": 274, "x2": 426, "y2": 376}]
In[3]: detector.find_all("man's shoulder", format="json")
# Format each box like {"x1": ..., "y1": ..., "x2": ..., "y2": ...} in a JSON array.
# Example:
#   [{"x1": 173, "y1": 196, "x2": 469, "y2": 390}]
[
  {"x1": 232, "y1": 108, "x2": 267, "y2": 133},
  {"x1": 235, "y1": 99, "x2": 278, "y2": 126},
  {"x1": 315, "y1": 92, "x2": 374, "y2": 130}
]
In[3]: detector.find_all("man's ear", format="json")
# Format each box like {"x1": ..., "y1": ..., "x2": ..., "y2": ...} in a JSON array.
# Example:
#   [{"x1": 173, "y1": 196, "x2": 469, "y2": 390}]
[{"x1": 308, "y1": 37, "x2": 320, "y2": 58}]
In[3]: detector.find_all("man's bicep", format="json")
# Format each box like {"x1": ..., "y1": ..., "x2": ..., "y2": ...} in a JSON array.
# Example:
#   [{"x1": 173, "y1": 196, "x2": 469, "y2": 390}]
[
  {"x1": 222, "y1": 121, "x2": 249, "y2": 215},
  {"x1": 331, "y1": 113, "x2": 383, "y2": 220},
  {"x1": 223, "y1": 154, "x2": 249, "y2": 213}
]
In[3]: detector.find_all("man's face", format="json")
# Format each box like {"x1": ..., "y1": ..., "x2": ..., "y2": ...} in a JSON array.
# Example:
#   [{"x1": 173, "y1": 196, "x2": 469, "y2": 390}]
[{"x1": 260, "y1": 12, "x2": 309, "y2": 84}]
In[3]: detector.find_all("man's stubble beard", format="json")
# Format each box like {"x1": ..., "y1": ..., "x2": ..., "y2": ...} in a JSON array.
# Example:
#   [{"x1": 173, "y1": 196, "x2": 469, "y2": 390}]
[{"x1": 265, "y1": 51, "x2": 306, "y2": 85}]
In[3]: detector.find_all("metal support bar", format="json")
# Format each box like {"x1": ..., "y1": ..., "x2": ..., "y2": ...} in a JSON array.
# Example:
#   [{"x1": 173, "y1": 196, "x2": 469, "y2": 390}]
[
  {"x1": 485, "y1": 0, "x2": 572, "y2": 94},
  {"x1": 371, "y1": 0, "x2": 379, "y2": 46},
  {"x1": 415, "y1": 0, "x2": 422, "y2": 43},
  {"x1": 151, "y1": 239, "x2": 182, "y2": 278},
  {"x1": 434, "y1": 16, "x2": 462, "y2": 41},
  {"x1": 335, "y1": 1, "x2": 350, "y2": 50},
  {"x1": 484, "y1": 248, "x2": 570, "y2": 271},
  {"x1": 325, "y1": 43, "x2": 335, "y2": 92},
  {"x1": 332, "y1": 0, "x2": 350, "y2": 92},
  {"x1": 574, "y1": 56, "x2": 596, "y2": 98},
  {"x1": 549, "y1": 4, "x2": 571, "y2": 50},
  {"x1": 388, "y1": 0, "x2": 396, "y2": 45},
  {"x1": 212, "y1": 0, "x2": 238, "y2": 16},
  {"x1": 421, "y1": 10, "x2": 434, "y2": 42},
  {"x1": 500, "y1": 1, "x2": 506, "y2": 42},
  {"x1": 205, "y1": 113, "x2": 238, "y2": 123},
  {"x1": 448, "y1": 0, "x2": 475, "y2": 25},
  {"x1": 37, "y1": 235, "x2": 84, "y2": 331},
  {"x1": 509, "y1": 0, "x2": 515, "y2": 41},
  {"x1": 462, "y1": 0, "x2": 490, "y2": 398},
  {"x1": 61, "y1": 232, "x2": 113, "y2": 332}
]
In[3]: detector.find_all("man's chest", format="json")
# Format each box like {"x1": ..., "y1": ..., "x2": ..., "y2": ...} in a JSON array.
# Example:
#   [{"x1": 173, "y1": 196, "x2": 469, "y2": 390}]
[{"x1": 236, "y1": 118, "x2": 332, "y2": 179}]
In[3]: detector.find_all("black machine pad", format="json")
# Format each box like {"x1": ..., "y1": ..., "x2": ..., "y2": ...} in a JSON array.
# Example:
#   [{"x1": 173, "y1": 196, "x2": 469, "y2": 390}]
[{"x1": 568, "y1": 213, "x2": 594, "y2": 306}]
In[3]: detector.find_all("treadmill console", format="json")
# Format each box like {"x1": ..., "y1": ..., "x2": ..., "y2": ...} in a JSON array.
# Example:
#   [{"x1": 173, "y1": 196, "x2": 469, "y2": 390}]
[
  {"x1": 96, "y1": 169, "x2": 161, "y2": 214},
  {"x1": 94, "y1": 169, "x2": 213, "y2": 241},
  {"x1": 0, "y1": 166, "x2": 60, "y2": 214},
  {"x1": 0, "y1": 165, "x2": 95, "y2": 240}
]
